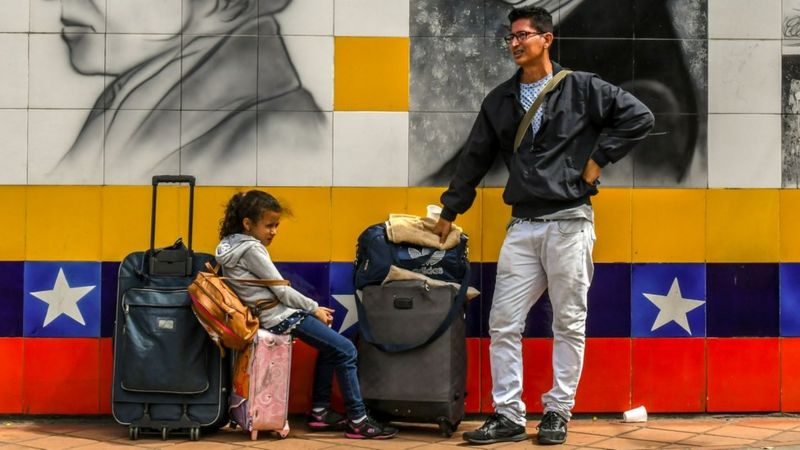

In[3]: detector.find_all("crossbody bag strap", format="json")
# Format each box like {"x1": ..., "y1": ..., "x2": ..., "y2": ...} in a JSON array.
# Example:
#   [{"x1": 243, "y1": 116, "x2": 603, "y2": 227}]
[
  {"x1": 513, "y1": 69, "x2": 572, "y2": 153},
  {"x1": 204, "y1": 261, "x2": 291, "y2": 286}
]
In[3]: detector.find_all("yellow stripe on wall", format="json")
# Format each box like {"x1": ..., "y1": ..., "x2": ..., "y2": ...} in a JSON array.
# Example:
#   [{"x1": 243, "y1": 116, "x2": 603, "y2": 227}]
[
  {"x1": 334, "y1": 37, "x2": 409, "y2": 111},
  {"x1": 4, "y1": 186, "x2": 800, "y2": 264}
]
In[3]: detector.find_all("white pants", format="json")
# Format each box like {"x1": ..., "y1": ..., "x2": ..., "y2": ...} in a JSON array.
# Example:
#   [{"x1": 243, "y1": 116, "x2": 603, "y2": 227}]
[{"x1": 489, "y1": 219, "x2": 595, "y2": 426}]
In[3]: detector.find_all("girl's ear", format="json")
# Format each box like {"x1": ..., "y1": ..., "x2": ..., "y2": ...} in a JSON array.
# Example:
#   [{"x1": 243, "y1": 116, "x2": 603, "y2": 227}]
[{"x1": 242, "y1": 217, "x2": 252, "y2": 232}]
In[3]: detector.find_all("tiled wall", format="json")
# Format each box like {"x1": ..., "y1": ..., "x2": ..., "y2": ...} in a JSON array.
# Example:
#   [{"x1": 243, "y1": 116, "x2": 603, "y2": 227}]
[{"x1": 1, "y1": 0, "x2": 800, "y2": 415}]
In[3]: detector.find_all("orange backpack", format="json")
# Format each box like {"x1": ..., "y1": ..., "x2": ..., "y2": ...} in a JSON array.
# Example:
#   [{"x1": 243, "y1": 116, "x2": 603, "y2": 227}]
[{"x1": 188, "y1": 262, "x2": 289, "y2": 355}]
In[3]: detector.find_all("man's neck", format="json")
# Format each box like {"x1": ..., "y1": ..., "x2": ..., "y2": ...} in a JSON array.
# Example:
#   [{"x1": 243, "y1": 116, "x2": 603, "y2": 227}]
[{"x1": 520, "y1": 59, "x2": 553, "y2": 84}]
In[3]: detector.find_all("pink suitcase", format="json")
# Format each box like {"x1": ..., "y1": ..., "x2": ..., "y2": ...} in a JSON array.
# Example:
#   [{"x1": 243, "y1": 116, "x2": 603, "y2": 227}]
[{"x1": 230, "y1": 329, "x2": 292, "y2": 440}]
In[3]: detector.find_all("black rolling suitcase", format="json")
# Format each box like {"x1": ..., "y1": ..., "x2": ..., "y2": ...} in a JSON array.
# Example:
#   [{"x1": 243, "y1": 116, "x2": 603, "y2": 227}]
[
  {"x1": 111, "y1": 175, "x2": 228, "y2": 441},
  {"x1": 356, "y1": 278, "x2": 469, "y2": 437}
]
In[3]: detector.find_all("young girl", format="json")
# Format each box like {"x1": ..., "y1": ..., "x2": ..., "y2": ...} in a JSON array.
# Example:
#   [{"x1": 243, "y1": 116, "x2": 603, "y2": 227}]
[{"x1": 216, "y1": 190, "x2": 397, "y2": 440}]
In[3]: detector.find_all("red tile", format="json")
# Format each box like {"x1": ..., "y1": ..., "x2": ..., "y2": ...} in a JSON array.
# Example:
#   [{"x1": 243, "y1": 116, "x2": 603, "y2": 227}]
[
  {"x1": 632, "y1": 338, "x2": 705, "y2": 412},
  {"x1": 708, "y1": 338, "x2": 780, "y2": 412},
  {"x1": 23, "y1": 338, "x2": 100, "y2": 414},
  {"x1": 481, "y1": 338, "x2": 554, "y2": 413},
  {"x1": 781, "y1": 338, "x2": 800, "y2": 412},
  {"x1": 289, "y1": 340, "x2": 317, "y2": 414},
  {"x1": 0, "y1": 338, "x2": 24, "y2": 413},
  {"x1": 574, "y1": 338, "x2": 631, "y2": 413},
  {"x1": 99, "y1": 339, "x2": 112, "y2": 414},
  {"x1": 465, "y1": 338, "x2": 481, "y2": 413}
]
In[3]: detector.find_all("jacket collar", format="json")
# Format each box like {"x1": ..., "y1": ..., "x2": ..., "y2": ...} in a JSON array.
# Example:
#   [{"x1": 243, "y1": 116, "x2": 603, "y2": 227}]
[{"x1": 502, "y1": 61, "x2": 564, "y2": 98}]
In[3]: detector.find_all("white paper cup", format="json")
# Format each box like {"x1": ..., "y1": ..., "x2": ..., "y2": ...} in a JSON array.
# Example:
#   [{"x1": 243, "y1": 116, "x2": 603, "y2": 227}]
[
  {"x1": 622, "y1": 405, "x2": 647, "y2": 423},
  {"x1": 426, "y1": 204, "x2": 442, "y2": 220}
]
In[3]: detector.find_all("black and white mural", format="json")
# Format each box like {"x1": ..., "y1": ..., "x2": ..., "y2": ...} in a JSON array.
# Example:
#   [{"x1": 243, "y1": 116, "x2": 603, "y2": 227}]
[
  {"x1": 785, "y1": 0, "x2": 800, "y2": 187},
  {"x1": 34, "y1": 0, "x2": 330, "y2": 185},
  {"x1": 410, "y1": 0, "x2": 708, "y2": 188}
]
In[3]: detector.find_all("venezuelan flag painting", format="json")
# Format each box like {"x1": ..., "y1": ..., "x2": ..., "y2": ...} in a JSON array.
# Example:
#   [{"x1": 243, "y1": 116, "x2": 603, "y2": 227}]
[{"x1": 2, "y1": 0, "x2": 800, "y2": 417}]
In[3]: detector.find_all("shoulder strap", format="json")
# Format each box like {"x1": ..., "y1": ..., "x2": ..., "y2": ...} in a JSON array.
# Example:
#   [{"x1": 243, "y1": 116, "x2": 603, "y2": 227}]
[
  {"x1": 513, "y1": 69, "x2": 572, "y2": 153},
  {"x1": 204, "y1": 261, "x2": 290, "y2": 286}
]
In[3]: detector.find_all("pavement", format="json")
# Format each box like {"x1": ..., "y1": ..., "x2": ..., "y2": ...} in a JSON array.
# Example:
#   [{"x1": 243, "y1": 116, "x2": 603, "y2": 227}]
[{"x1": 2, "y1": 414, "x2": 800, "y2": 449}]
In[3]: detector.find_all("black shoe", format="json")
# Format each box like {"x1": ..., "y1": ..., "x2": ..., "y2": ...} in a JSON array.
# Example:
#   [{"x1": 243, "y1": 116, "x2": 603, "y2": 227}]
[
  {"x1": 537, "y1": 411, "x2": 568, "y2": 445},
  {"x1": 344, "y1": 415, "x2": 398, "y2": 439},
  {"x1": 307, "y1": 408, "x2": 347, "y2": 431},
  {"x1": 462, "y1": 413, "x2": 527, "y2": 445}
]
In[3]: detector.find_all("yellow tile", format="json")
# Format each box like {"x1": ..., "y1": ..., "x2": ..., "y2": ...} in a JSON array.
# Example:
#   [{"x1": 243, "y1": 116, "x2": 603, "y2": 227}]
[
  {"x1": 331, "y1": 188, "x2": 407, "y2": 262},
  {"x1": 26, "y1": 186, "x2": 102, "y2": 261},
  {"x1": 481, "y1": 188, "x2": 511, "y2": 263},
  {"x1": 632, "y1": 189, "x2": 706, "y2": 263},
  {"x1": 0, "y1": 186, "x2": 25, "y2": 260},
  {"x1": 184, "y1": 186, "x2": 241, "y2": 256},
  {"x1": 781, "y1": 190, "x2": 800, "y2": 262},
  {"x1": 593, "y1": 188, "x2": 632, "y2": 263},
  {"x1": 707, "y1": 189, "x2": 779, "y2": 262},
  {"x1": 101, "y1": 187, "x2": 150, "y2": 261},
  {"x1": 258, "y1": 187, "x2": 331, "y2": 262},
  {"x1": 334, "y1": 37, "x2": 409, "y2": 111},
  {"x1": 407, "y1": 187, "x2": 483, "y2": 262}
]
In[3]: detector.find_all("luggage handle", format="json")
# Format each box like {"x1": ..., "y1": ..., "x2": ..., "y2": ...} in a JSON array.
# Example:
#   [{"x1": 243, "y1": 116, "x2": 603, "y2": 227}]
[
  {"x1": 150, "y1": 175, "x2": 196, "y2": 253},
  {"x1": 356, "y1": 265, "x2": 470, "y2": 353}
]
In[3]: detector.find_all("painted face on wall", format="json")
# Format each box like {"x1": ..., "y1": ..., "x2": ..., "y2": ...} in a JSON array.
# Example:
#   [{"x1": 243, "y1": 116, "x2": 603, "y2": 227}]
[{"x1": 60, "y1": 0, "x2": 192, "y2": 75}]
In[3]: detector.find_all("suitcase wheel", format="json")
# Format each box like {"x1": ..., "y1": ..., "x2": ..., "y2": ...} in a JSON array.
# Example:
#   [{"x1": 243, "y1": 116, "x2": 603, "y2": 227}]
[
  {"x1": 161, "y1": 427, "x2": 168, "y2": 440},
  {"x1": 128, "y1": 426, "x2": 140, "y2": 441},
  {"x1": 278, "y1": 421, "x2": 290, "y2": 439},
  {"x1": 250, "y1": 430, "x2": 258, "y2": 441},
  {"x1": 189, "y1": 427, "x2": 200, "y2": 441},
  {"x1": 437, "y1": 418, "x2": 456, "y2": 438}
]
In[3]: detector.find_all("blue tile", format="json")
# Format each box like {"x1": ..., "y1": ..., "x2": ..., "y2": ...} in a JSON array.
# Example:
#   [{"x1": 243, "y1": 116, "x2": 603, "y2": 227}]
[
  {"x1": 101, "y1": 262, "x2": 120, "y2": 338},
  {"x1": 707, "y1": 263, "x2": 779, "y2": 337},
  {"x1": 780, "y1": 263, "x2": 800, "y2": 336},
  {"x1": 466, "y1": 262, "x2": 482, "y2": 338},
  {"x1": 480, "y1": 263, "x2": 553, "y2": 338},
  {"x1": 274, "y1": 262, "x2": 330, "y2": 307},
  {"x1": 330, "y1": 262, "x2": 359, "y2": 337},
  {"x1": 23, "y1": 262, "x2": 102, "y2": 338},
  {"x1": 587, "y1": 263, "x2": 631, "y2": 337},
  {"x1": 0, "y1": 262, "x2": 24, "y2": 337},
  {"x1": 631, "y1": 263, "x2": 706, "y2": 338}
]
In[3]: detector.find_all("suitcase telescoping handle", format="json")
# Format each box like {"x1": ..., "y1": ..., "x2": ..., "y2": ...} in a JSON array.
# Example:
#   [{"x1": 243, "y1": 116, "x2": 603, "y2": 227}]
[{"x1": 150, "y1": 175, "x2": 196, "y2": 253}]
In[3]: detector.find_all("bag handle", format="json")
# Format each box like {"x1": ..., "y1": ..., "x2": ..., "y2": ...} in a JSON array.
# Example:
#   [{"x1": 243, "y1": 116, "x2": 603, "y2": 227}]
[
  {"x1": 150, "y1": 175, "x2": 196, "y2": 253},
  {"x1": 204, "y1": 262, "x2": 290, "y2": 287},
  {"x1": 513, "y1": 70, "x2": 572, "y2": 153},
  {"x1": 355, "y1": 264, "x2": 471, "y2": 353}
]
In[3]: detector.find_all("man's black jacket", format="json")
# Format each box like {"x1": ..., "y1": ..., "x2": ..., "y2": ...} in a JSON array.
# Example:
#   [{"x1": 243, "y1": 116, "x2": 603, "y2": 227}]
[{"x1": 440, "y1": 62, "x2": 655, "y2": 221}]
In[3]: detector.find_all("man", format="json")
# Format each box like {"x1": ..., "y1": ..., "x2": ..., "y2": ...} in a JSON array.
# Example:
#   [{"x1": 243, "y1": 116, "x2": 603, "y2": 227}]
[
  {"x1": 432, "y1": 5, "x2": 653, "y2": 446},
  {"x1": 52, "y1": 0, "x2": 325, "y2": 184}
]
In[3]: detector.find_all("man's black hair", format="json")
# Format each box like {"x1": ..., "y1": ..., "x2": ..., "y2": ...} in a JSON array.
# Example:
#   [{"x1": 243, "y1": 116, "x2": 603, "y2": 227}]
[{"x1": 508, "y1": 5, "x2": 553, "y2": 33}]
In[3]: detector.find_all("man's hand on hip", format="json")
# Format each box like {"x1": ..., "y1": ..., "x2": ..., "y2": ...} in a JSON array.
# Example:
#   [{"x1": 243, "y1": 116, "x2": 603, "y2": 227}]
[
  {"x1": 582, "y1": 158, "x2": 601, "y2": 185},
  {"x1": 432, "y1": 218, "x2": 452, "y2": 245}
]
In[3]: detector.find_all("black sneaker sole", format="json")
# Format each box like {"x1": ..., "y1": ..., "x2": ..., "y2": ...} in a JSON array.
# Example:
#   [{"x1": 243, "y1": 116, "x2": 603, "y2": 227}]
[
  {"x1": 463, "y1": 432, "x2": 528, "y2": 445},
  {"x1": 537, "y1": 434, "x2": 566, "y2": 445}
]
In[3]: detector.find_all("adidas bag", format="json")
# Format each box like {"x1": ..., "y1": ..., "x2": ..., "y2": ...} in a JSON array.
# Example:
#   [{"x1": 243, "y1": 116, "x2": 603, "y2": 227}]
[{"x1": 353, "y1": 223, "x2": 468, "y2": 290}]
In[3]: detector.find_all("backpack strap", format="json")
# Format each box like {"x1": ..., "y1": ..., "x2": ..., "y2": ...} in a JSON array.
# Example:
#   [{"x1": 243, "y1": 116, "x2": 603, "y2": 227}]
[{"x1": 513, "y1": 69, "x2": 572, "y2": 153}]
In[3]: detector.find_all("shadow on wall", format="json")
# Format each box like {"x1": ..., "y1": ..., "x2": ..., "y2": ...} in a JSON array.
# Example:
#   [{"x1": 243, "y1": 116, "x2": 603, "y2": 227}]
[
  {"x1": 413, "y1": 0, "x2": 707, "y2": 188},
  {"x1": 48, "y1": 0, "x2": 325, "y2": 184}
]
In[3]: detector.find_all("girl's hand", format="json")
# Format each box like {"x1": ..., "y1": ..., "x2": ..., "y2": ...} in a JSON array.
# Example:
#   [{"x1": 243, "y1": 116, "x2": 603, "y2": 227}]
[{"x1": 313, "y1": 307, "x2": 335, "y2": 326}]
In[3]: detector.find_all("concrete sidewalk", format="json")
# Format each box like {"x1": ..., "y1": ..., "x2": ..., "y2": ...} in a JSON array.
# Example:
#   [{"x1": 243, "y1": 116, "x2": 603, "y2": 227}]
[{"x1": 2, "y1": 415, "x2": 800, "y2": 449}]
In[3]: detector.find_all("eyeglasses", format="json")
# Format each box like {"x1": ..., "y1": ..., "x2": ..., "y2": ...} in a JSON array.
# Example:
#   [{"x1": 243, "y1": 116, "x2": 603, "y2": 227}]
[{"x1": 503, "y1": 30, "x2": 548, "y2": 44}]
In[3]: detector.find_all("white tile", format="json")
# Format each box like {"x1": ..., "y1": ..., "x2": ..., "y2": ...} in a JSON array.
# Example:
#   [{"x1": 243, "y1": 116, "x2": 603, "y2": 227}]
[
  {"x1": 334, "y1": 0, "x2": 409, "y2": 37},
  {"x1": 28, "y1": 109, "x2": 103, "y2": 184},
  {"x1": 184, "y1": 35, "x2": 257, "y2": 111},
  {"x1": 257, "y1": 111, "x2": 333, "y2": 186},
  {"x1": 0, "y1": 110, "x2": 27, "y2": 184},
  {"x1": 333, "y1": 112, "x2": 408, "y2": 186},
  {"x1": 282, "y1": 36, "x2": 334, "y2": 111},
  {"x1": 275, "y1": 0, "x2": 334, "y2": 36},
  {"x1": 0, "y1": 0, "x2": 29, "y2": 32},
  {"x1": 708, "y1": 113, "x2": 781, "y2": 187},
  {"x1": 709, "y1": 39, "x2": 781, "y2": 114},
  {"x1": 709, "y1": 0, "x2": 781, "y2": 39},
  {"x1": 106, "y1": 0, "x2": 182, "y2": 34},
  {"x1": 106, "y1": 34, "x2": 183, "y2": 80},
  {"x1": 0, "y1": 34, "x2": 28, "y2": 108},
  {"x1": 30, "y1": 0, "x2": 64, "y2": 33},
  {"x1": 29, "y1": 33, "x2": 105, "y2": 109},
  {"x1": 104, "y1": 110, "x2": 181, "y2": 185},
  {"x1": 181, "y1": 110, "x2": 258, "y2": 186}
]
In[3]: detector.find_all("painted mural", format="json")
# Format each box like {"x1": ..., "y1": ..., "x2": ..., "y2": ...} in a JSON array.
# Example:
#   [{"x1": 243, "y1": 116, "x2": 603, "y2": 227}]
[{"x1": 3, "y1": 0, "x2": 800, "y2": 417}]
